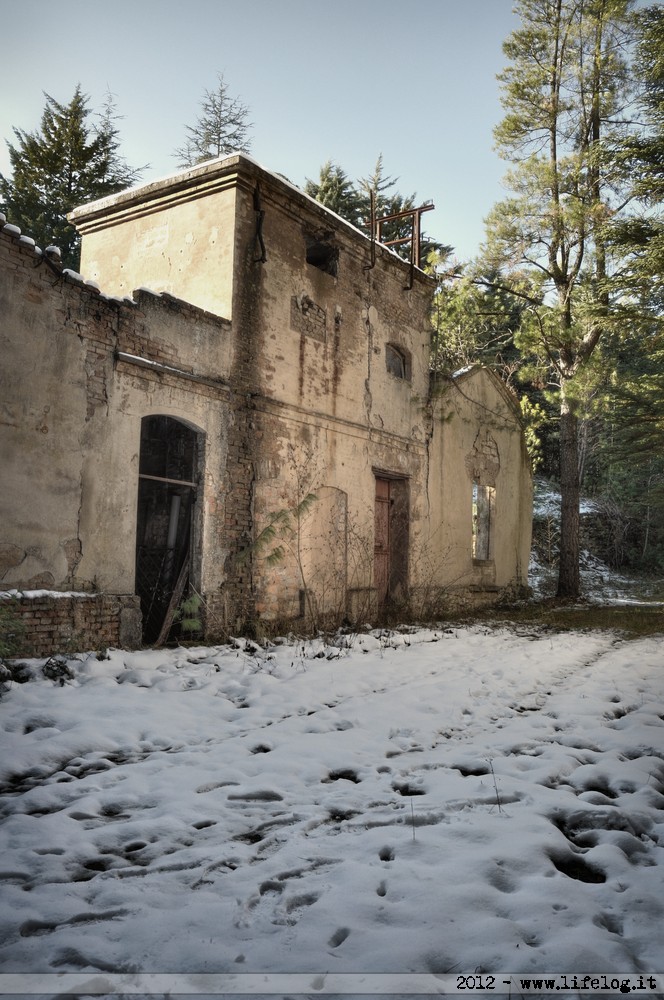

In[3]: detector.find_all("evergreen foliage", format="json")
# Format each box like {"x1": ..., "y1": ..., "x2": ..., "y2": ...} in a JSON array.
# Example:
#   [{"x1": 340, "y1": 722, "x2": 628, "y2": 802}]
[
  {"x1": 431, "y1": 262, "x2": 556, "y2": 472},
  {"x1": 552, "y1": 5, "x2": 663, "y2": 575},
  {"x1": 304, "y1": 160, "x2": 364, "y2": 226},
  {"x1": 174, "y1": 73, "x2": 252, "y2": 167},
  {"x1": 482, "y1": 0, "x2": 639, "y2": 598},
  {"x1": 175, "y1": 593, "x2": 204, "y2": 638},
  {"x1": 581, "y1": 320, "x2": 664, "y2": 571},
  {"x1": 431, "y1": 267, "x2": 524, "y2": 378},
  {"x1": 305, "y1": 154, "x2": 448, "y2": 262},
  {"x1": 359, "y1": 155, "x2": 416, "y2": 249},
  {"x1": 610, "y1": 4, "x2": 664, "y2": 303},
  {"x1": 0, "y1": 86, "x2": 142, "y2": 269},
  {"x1": 358, "y1": 155, "x2": 401, "y2": 221}
]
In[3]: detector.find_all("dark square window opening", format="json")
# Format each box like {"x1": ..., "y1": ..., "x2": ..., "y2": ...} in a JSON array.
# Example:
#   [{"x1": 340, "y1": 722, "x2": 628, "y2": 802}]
[{"x1": 306, "y1": 233, "x2": 339, "y2": 276}]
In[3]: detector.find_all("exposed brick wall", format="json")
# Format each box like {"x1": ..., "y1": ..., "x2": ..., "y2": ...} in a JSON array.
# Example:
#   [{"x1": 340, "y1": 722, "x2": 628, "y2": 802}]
[
  {"x1": 214, "y1": 195, "x2": 267, "y2": 630},
  {"x1": 1, "y1": 219, "x2": 237, "y2": 650},
  {"x1": 0, "y1": 225, "x2": 231, "y2": 392},
  {"x1": 1, "y1": 594, "x2": 142, "y2": 659},
  {"x1": 290, "y1": 294, "x2": 327, "y2": 342}
]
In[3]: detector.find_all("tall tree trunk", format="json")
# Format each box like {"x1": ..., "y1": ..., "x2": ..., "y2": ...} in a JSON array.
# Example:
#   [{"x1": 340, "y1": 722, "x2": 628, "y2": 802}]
[{"x1": 557, "y1": 384, "x2": 581, "y2": 598}]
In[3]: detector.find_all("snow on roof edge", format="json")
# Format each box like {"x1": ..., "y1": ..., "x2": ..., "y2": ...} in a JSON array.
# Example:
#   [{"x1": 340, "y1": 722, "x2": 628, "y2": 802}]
[{"x1": 67, "y1": 153, "x2": 435, "y2": 279}]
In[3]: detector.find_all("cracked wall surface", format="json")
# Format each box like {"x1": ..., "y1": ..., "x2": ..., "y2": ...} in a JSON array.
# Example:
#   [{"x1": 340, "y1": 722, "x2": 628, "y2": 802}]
[
  {"x1": 0, "y1": 222, "x2": 230, "y2": 608},
  {"x1": 1, "y1": 155, "x2": 532, "y2": 653}
]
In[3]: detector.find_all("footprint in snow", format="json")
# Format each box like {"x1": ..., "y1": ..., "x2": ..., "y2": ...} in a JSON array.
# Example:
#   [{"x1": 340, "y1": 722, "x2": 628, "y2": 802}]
[
  {"x1": 227, "y1": 789, "x2": 283, "y2": 802},
  {"x1": 549, "y1": 851, "x2": 606, "y2": 883},
  {"x1": 392, "y1": 780, "x2": 426, "y2": 796},
  {"x1": 486, "y1": 864, "x2": 518, "y2": 894},
  {"x1": 593, "y1": 911, "x2": 624, "y2": 936},
  {"x1": 324, "y1": 768, "x2": 361, "y2": 784},
  {"x1": 328, "y1": 927, "x2": 351, "y2": 948},
  {"x1": 259, "y1": 880, "x2": 284, "y2": 896}
]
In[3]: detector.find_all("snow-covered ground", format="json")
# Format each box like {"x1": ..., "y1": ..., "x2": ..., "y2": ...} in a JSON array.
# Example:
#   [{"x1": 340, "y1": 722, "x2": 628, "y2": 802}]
[
  {"x1": 529, "y1": 479, "x2": 663, "y2": 604},
  {"x1": 1, "y1": 625, "x2": 663, "y2": 990}
]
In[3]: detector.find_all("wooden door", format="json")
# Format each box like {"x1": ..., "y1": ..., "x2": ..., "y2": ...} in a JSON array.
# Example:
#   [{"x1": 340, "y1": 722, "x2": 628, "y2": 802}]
[{"x1": 374, "y1": 477, "x2": 391, "y2": 604}]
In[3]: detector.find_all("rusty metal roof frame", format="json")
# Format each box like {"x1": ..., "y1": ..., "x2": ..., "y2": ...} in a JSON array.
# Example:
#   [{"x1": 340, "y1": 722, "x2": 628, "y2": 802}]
[{"x1": 365, "y1": 193, "x2": 435, "y2": 289}]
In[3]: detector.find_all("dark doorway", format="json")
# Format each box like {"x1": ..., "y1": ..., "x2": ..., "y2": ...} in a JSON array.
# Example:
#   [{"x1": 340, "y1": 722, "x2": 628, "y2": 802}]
[
  {"x1": 374, "y1": 478, "x2": 391, "y2": 604},
  {"x1": 135, "y1": 416, "x2": 200, "y2": 644},
  {"x1": 374, "y1": 475, "x2": 409, "y2": 607}
]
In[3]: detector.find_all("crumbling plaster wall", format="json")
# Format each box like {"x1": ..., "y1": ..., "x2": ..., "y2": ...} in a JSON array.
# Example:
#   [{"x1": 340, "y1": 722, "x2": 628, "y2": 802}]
[
  {"x1": 75, "y1": 157, "x2": 442, "y2": 625},
  {"x1": 1, "y1": 234, "x2": 107, "y2": 592},
  {"x1": 427, "y1": 368, "x2": 532, "y2": 604},
  {"x1": 68, "y1": 156, "x2": 531, "y2": 626},
  {"x1": 228, "y1": 166, "x2": 436, "y2": 620},
  {"x1": 247, "y1": 415, "x2": 428, "y2": 621},
  {"x1": 83, "y1": 363, "x2": 229, "y2": 600},
  {"x1": 0, "y1": 224, "x2": 230, "y2": 607},
  {"x1": 233, "y1": 165, "x2": 434, "y2": 429},
  {"x1": 2, "y1": 154, "x2": 532, "y2": 654},
  {"x1": 73, "y1": 162, "x2": 239, "y2": 324}
]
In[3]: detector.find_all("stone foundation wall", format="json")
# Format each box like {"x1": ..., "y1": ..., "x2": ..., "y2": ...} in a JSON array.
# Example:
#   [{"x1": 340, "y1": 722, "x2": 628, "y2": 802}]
[{"x1": 1, "y1": 593, "x2": 142, "y2": 659}]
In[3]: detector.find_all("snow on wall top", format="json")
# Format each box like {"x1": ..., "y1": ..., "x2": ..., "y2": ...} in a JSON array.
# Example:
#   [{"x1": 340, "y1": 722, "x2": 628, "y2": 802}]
[{"x1": 67, "y1": 153, "x2": 436, "y2": 279}]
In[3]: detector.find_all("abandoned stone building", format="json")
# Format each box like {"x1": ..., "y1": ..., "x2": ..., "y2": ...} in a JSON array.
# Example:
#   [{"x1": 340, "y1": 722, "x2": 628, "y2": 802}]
[{"x1": 0, "y1": 153, "x2": 532, "y2": 656}]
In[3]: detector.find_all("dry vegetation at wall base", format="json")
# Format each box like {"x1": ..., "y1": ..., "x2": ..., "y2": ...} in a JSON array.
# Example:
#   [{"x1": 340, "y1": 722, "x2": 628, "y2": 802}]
[{"x1": 454, "y1": 600, "x2": 664, "y2": 641}]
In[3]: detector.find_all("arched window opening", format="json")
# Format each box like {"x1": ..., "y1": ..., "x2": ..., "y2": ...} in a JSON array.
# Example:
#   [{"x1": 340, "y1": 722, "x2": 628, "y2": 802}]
[
  {"x1": 135, "y1": 416, "x2": 203, "y2": 644},
  {"x1": 385, "y1": 343, "x2": 411, "y2": 381}
]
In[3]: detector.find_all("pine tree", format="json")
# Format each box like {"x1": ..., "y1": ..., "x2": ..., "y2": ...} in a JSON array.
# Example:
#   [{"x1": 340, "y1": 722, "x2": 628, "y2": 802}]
[
  {"x1": 432, "y1": 266, "x2": 525, "y2": 379},
  {"x1": 358, "y1": 154, "x2": 401, "y2": 225},
  {"x1": 358, "y1": 155, "x2": 416, "y2": 250},
  {"x1": 588, "y1": 322, "x2": 664, "y2": 570},
  {"x1": 611, "y1": 4, "x2": 664, "y2": 305},
  {"x1": 0, "y1": 86, "x2": 141, "y2": 269},
  {"x1": 306, "y1": 154, "x2": 447, "y2": 264},
  {"x1": 304, "y1": 160, "x2": 364, "y2": 227},
  {"x1": 579, "y1": 5, "x2": 664, "y2": 574},
  {"x1": 174, "y1": 73, "x2": 252, "y2": 168},
  {"x1": 484, "y1": 0, "x2": 638, "y2": 598}
]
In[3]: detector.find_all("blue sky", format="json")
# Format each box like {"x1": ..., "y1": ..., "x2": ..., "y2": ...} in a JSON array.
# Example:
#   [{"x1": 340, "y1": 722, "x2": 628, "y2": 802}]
[{"x1": 1, "y1": 0, "x2": 521, "y2": 261}]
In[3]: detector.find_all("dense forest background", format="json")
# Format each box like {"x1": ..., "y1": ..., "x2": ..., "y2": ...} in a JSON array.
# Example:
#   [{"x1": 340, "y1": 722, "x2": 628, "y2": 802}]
[{"x1": 1, "y1": 0, "x2": 662, "y2": 594}]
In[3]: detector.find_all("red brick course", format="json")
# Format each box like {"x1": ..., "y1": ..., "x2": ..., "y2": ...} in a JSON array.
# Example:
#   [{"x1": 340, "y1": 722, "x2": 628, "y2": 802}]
[{"x1": 1, "y1": 594, "x2": 142, "y2": 658}]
